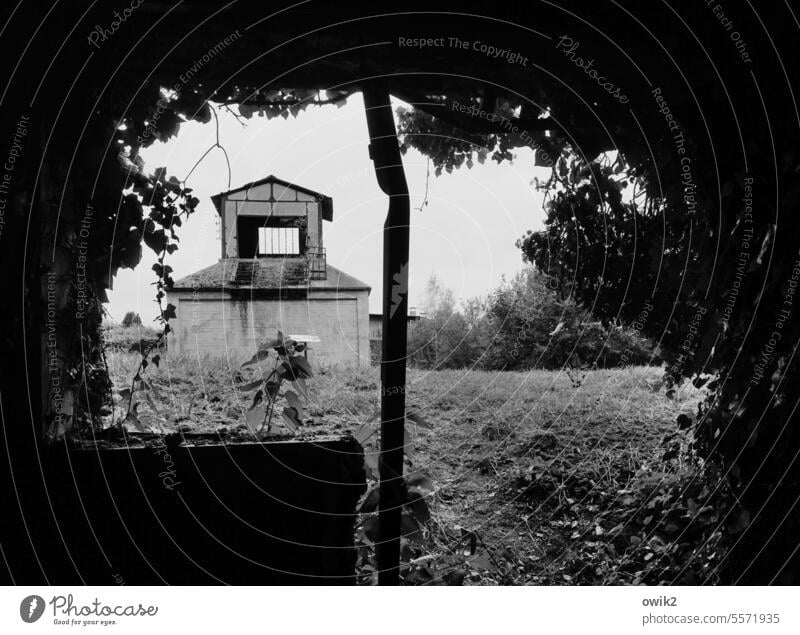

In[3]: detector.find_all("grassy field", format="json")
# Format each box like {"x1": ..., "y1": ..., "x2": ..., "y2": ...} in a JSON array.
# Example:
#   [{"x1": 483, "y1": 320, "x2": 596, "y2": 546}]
[{"x1": 107, "y1": 350, "x2": 707, "y2": 585}]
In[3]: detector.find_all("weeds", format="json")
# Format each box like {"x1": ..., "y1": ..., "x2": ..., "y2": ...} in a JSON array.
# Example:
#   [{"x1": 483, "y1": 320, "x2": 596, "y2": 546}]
[{"x1": 105, "y1": 342, "x2": 713, "y2": 584}]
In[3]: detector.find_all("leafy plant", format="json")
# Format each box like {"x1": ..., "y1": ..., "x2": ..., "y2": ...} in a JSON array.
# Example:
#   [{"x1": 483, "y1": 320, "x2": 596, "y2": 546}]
[
  {"x1": 236, "y1": 331, "x2": 314, "y2": 435},
  {"x1": 351, "y1": 404, "x2": 499, "y2": 585},
  {"x1": 351, "y1": 408, "x2": 450, "y2": 584}
]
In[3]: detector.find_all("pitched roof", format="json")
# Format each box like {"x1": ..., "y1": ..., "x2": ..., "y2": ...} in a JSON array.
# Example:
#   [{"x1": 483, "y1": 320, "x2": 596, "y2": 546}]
[
  {"x1": 319, "y1": 264, "x2": 371, "y2": 292},
  {"x1": 171, "y1": 258, "x2": 370, "y2": 291},
  {"x1": 210, "y1": 175, "x2": 333, "y2": 221}
]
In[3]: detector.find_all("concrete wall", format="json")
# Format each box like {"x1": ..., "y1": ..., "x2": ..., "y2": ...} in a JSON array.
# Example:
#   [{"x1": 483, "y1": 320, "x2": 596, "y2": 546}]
[
  {"x1": 167, "y1": 288, "x2": 370, "y2": 368},
  {"x1": 37, "y1": 437, "x2": 366, "y2": 584}
]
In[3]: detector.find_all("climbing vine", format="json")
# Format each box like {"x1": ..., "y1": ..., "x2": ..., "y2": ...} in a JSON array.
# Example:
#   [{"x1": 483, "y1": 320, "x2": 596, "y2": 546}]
[{"x1": 57, "y1": 84, "x2": 353, "y2": 438}]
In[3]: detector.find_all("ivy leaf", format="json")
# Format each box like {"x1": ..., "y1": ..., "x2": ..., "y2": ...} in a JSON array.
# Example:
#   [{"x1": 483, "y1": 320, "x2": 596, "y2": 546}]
[
  {"x1": 353, "y1": 421, "x2": 377, "y2": 446},
  {"x1": 143, "y1": 227, "x2": 168, "y2": 254},
  {"x1": 244, "y1": 405, "x2": 266, "y2": 435},
  {"x1": 276, "y1": 361, "x2": 295, "y2": 378},
  {"x1": 290, "y1": 356, "x2": 313, "y2": 378},
  {"x1": 363, "y1": 516, "x2": 380, "y2": 543},
  {"x1": 284, "y1": 390, "x2": 305, "y2": 420},
  {"x1": 235, "y1": 379, "x2": 264, "y2": 392},
  {"x1": 469, "y1": 551, "x2": 497, "y2": 572},
  {"x1": 406, "y1": 411, "x2": 433, "y2": 430},
  {"x1": 677, "y1": 414, "x2": 693, "y2": 430},
  {"x1": 153, "y1": 109, "x2": 182, "y2": 142},
  {"x1": 404, "y1": 424, "x2": 415, "y2": 458},
  {"x1": 364, "y1": 451, "x2": 380, "y2": 479},
  {"x1": 124, "y1": 402, "x2": 144, "y2": 432},
  {"x1": 292, "y1": 378, "x2": 308, "y2": 400},
  {"x1": 359, "y1": 487, "x2": 380, "y2": 513},
  {"x1": 401, "y1": 513, "x2": 424, "y2": 544},
  {"x1": 265, "y1": 380, "x2": 281, "y2": 401},
  {"x1": 406, "y1": 473, "x2": 435, "y2": 495},
  {"x1": 282, "y1": 406, "x2": 302, "y2": 432},
  {"x1": 249, "y1": 389, "x2": 264, "y2": 410},
  {"x1": 406, "y1": 491, "x2": 431, "y2": 524},
  {"x1": 238, "y1": 103, "x2": 257, "y2": 119},
  {"x1": 241, "y1": 347, "x2": 272, "y2": 367}
]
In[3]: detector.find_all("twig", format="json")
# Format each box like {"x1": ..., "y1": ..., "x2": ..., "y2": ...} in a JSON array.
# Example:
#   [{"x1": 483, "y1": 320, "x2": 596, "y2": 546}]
[
  {"x1": 180, "y1": 105, "x2": 232, "y2": 189},
  {"x1": 123, "y1": 329, "x2": 166, "y2": 421},
  {"x1": 259, "y1": 358, "x2": 281, "y2": 434},
  {"x1": 223, "y1": 104, "x2": 248, "y2": 127},
  {"x1": 416, "y1": 158, "x2": 431, "y2": 212}
]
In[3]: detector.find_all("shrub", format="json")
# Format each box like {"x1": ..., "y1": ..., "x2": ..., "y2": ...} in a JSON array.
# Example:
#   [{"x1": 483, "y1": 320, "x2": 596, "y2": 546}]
[
  {"x1": 121, "y1": 311, "x2": 142, "y2": 327},
  {"x1": 407, "y1": 269, "x2": 657, "y2": 371},
  {"x1": 100, "y1": 321, "x2": 162, "y2": 352},
  {"x1": 407, "y1": 276, "x2": 486, "y2": 369}
]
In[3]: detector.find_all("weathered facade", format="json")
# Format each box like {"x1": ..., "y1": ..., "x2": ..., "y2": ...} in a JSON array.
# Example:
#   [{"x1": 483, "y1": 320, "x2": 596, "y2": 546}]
[
  {"x1": 368, "y1": 310, "x2": 423, "y2": 364},
  {"x1": 168, "y1": 176, "x2": 370, "y2": 366}
]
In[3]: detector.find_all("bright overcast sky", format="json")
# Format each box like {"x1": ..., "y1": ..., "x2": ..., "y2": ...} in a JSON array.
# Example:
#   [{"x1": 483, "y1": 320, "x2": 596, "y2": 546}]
[{"x1": 105, "y1": 94, "x2": 549, "y2": 323}]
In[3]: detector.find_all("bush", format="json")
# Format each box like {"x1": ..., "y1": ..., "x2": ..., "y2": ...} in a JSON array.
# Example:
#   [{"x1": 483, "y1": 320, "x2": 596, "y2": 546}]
[
  {"x1": 101, "y1": 321, "x2": 162, "y2": 352},
  {"x1": 482, "y1": 268, "x2": 658, "y2": 371},
  {"x1": 407, "y1": 269, "x2": 657, "y2": 371},
  {"x1": 121, "y1": 311, "x2": 142, "y2": 327},
  {"x1": 407, "y1": 276, "x2": 485, "y2": 369}
]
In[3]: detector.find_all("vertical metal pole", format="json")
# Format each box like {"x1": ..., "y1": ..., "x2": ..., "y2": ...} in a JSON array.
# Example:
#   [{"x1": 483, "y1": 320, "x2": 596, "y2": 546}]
[{"x1": 362, "y1": 84, "x2": 410, "y2": 585}]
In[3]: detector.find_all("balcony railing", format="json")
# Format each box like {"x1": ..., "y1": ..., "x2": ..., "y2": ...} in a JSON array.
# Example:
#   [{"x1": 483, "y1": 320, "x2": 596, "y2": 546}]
[{"x1": 305, "y1": 246, "x2": 327, "y2": 281}]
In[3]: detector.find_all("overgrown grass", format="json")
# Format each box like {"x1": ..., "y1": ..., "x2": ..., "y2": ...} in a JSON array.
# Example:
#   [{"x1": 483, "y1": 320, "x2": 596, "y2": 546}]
[
  {"x1": 107, "y1": 349, "x2": 710, "y2": 584},
  {"x1": 101, "y1": 321, "x2": 162, "y2": 352}
]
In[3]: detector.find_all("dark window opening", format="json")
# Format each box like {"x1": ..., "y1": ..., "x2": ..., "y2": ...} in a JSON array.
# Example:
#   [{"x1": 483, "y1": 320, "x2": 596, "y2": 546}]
[{"x1": 237, "y1": 216, "x2": 305, "y2": 258}]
